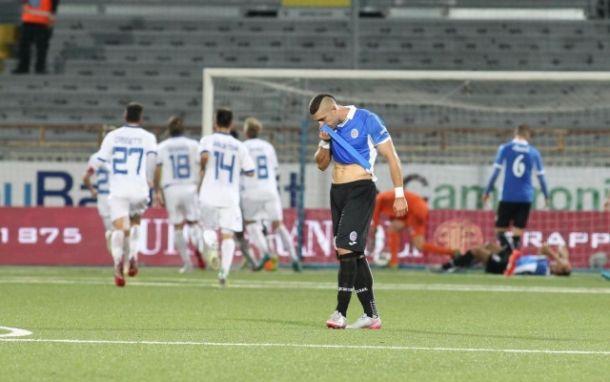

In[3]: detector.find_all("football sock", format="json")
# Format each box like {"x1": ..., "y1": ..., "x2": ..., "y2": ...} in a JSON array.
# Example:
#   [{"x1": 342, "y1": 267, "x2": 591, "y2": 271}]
[
  {"x1": 246, "y1": 223, "x2": 270, "y2": 255},
  {"x1": 421, "y1": 243, "x2": 455, "y2": 256},
  {"x1": 336, "y1": 252, "x2": 358, "y2": 317},
  {"x1": 105, "y1": 230, "x2": 112, "y2": 254},
  {"x1": 129, "y1": 225, "x2": 139, "y2": 261},
  {"x1": 354, "y1": 255, "x2": 378, "y2": 318},
  {"x1": 110, "y1": 230, "x2": 125, "y2": 265},
  {"x1": 220, "y1": 238, "x2": 236, "y2": 277},
  {"x1": 453, "y1": 251, "x2": 475, "y2": 267},
  {"x1": 388, "y1": 231, "x2": 400, "y2": 266},
  {"x1": 497, "y1": 232, "x2": 512, "y2": 250},
  {"x1": 512, "y1": 235, "x2": 521, "y2": 248},
  {"x1": 188, "y1": 223, "x2": 203, "y2": 251},
  {"x1": 235, "y1": 231, "x2": 256, "y2": 267},
  {"x1": 174, "y1": 229, "x2": 191, "y2": 267},
  {"x1": 277, "y1": 225, "x2": 299, "y2": 262}
]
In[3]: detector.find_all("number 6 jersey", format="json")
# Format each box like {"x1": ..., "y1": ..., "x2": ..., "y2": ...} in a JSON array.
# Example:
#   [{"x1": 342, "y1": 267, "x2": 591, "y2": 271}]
[
  {"x1": 96, "y1": 125, "x2": 157, "y2": 199},
  {"x1": 199, "y1": 132, "x2": 255, "y2": 207}
]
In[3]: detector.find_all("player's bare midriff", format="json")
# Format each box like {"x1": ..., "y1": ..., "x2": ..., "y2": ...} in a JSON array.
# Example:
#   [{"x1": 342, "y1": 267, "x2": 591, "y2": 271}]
[{"x1": 332, "y1": 163, "x2": 372, "y2": 184}]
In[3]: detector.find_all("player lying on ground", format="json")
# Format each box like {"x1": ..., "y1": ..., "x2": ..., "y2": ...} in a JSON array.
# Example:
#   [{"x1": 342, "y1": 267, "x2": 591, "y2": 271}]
[
  {"x1": 441, "y1": 242, "x2": 571, "y2": 276},
  {"x1": 370, "y1": 189, "x2": 459, "y2": 267}
]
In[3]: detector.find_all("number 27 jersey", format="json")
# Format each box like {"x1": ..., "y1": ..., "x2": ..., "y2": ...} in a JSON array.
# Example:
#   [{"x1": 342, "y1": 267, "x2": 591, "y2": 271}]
[
  {"x1": 97, "y1": 125, "x2": 157, "y2": 198},
  {"x1": 199, "y1": 132, "x2": 255, "y2": 207}
]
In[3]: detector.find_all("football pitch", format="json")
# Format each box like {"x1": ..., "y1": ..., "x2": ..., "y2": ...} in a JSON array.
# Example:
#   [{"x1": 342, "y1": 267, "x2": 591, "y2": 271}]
[{"x1": 1, "y1": 266, "x2": 609, "y2": 381}]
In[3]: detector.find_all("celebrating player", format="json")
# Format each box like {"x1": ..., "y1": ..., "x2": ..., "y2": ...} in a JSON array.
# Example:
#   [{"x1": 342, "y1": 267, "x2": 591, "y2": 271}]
[
  {"x1": 240, "y1": 117, "x2": 302, "y2": 272},
  {"x1": 96, "y1": 102, "x2": 157, "y2": 287},
  {"x1": 154, "y1": 116, "x2": 207, "y2": 273},
  {"x1": 371, "y1": 189, "x2": 459, "y2": 268},
  {"x1": 199, "y1": 108, "x2": 255, "y2": 286},
  {"x1": 82, "y1": 127, "x2": 114, "y2": 256},
  {"x1": 311, "y1": 93, "x2": 407, "y2": 330},
  {"x1": 482, "y1": 124, "x2": 549, "y2": 251}
]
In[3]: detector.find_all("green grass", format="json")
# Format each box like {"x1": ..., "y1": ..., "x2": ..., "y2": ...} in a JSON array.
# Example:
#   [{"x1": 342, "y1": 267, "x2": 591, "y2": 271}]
[{"x1": 0, "y1": 266, "x2": 609, "y2": 381}]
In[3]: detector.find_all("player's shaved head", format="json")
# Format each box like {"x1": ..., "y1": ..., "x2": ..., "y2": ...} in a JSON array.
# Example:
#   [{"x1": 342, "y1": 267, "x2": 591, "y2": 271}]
[
  {"x1": 244, "y1": 117, "x2": 262, "y2": 139},
  {"x1": 168, "y1": 115, "x2": 184, "y2": 137},
  {"x1": 309, "y1": 94, "x2": 336, "y2": 115}
]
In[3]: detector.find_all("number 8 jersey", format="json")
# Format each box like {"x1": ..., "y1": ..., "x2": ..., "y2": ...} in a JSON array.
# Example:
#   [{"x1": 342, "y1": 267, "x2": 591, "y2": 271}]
[
  {"x1": 240, "y1": 138, "x2": 279, "y2": 201},
  {"x1": 199, "y1": 132, "x2": 255, "y2": 207},
  {"x1": 97, "y1": 125, "x2": 157, "y2": 199}
]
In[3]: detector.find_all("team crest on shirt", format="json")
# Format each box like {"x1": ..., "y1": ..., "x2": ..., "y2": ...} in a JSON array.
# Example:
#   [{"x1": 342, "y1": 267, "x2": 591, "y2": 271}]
[
  {"x1": 349, "y1": 231, "x2": 358, "y2": 245},
  {"x1": 350, "y1": 129, "x2": 359, "y2": 139}
]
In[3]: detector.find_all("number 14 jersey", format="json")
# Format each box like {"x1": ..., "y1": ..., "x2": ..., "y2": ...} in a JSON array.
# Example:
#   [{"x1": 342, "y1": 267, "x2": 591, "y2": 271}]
[{"x1": 199, "y1": 132, "x2": 255, "y2": 207}]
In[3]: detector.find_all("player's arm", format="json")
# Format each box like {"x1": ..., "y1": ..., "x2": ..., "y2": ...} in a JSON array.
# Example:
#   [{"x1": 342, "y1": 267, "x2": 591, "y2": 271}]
[
  {"x1": 377, "y1": 140, "x2": 407, "y2": 217},
  {"x1": 314, "y1": 128, "x2": 331, "y2": 171},
  {"x1": 153, "y1": 165, "x2": 164, "y2": 207},
  {"x1": 82, "y1": 167, "x2": 97, "y2": 199},
  {"x1": 533, "y1": 149, "x2": 549, "y2": 207},
  {"x1": 483, "y1": 145, "x2": 504, "y2": 205},
  {"x1": 199, "y1": 152, "x2": 208, "y2": 192}
]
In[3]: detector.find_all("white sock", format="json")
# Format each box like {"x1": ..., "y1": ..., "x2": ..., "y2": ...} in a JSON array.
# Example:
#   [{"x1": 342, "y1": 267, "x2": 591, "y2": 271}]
[
  {"x1": 266, "y1": 233, "x2": 277, "y2": 257},
  {"x1": 175, "y1": 229, "x2": 191, "y2": 267},
  {"x1": 277, "y1": 224, "x2": 298, "y2": 262},
  {"x1": 110, "y1": 230, "x2": 125, "y2": 265},
  {"x1": 246, "y1": 223, "x2": 269, "y2": 255},
  {"x1": 105, "y1": 230, "x2": 112, "y2": 254},
  {"x1": 203, "y1": 229, "x2": 218, "y2": 252},
  {"x1": 129, "y1": 225, "x2": 139, "y2": 261},
  {"x1": 220, "y1": 238, "x2": 236, "y2": 277},
  {"x1": 188, "y1": 223, "x2": 203, "y2": 251}
]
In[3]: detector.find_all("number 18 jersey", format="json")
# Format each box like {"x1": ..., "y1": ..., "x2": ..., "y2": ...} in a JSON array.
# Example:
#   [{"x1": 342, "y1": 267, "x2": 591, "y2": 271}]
[
  {"x1": 199, "y1": 132, "x2": 255, "y2": 207},
  {"x1": 156, "y1": 136, "x2": 200, "y2": 188},
  {"x1": 97, "y1": 125, "x2": 157, "y2": 198}
]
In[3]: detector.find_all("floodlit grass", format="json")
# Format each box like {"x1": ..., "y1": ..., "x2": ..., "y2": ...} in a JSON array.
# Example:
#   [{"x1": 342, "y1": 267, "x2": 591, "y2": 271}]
[{"x1": 0, "y1": 266, "x2": 609, "y2": 381}]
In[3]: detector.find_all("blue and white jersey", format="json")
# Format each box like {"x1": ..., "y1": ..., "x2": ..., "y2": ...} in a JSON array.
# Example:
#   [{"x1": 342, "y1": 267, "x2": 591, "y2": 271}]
[
  {"x1": 97, "y1": 125, "x2": 157, "y2": 199},
  {"x1": 487, "y1": 138, "x2": 546, "y2": 203},
  {"x1": 87, "y1": 152, "x2": 109, "y2": 196},
  {"x1": 513, "y1": 254, "x2": 550, "y2": 276},
  {"x1": 199, "y1": 132, "x2": 255, "y2": 207},
  {"x1": 325, "y1": 106, "x2": 391, "y2": 173},
  {"x1": 156, "y1": 136, "x2": 200, "y2": 189}
]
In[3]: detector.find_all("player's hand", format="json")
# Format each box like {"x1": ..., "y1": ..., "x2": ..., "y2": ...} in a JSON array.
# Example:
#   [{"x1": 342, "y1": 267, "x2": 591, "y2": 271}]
[
  {"x1": 319, "y1": 129, "x2": 331, "y2": 142},
  {"x1": 393, "y1": 196, "x2": 408, "y2": 217},
  {"x1": 154, "y1": 191, "x2": 164, "y2": 207},
  {"x1": 481, "y1": 194, "x2": 490, "y2": 206},
  {"x1": 604, "y1": 197, "x2": 610, "y2": 211},
  {"x1": 90, "y1": 189, "x2": 98, "y2": 199}
]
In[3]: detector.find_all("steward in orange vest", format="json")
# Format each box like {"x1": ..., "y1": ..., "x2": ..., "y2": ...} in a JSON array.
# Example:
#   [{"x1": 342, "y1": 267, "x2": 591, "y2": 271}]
[{"x1": 13, "y1": 0, "x2": 59, "y2": 74}]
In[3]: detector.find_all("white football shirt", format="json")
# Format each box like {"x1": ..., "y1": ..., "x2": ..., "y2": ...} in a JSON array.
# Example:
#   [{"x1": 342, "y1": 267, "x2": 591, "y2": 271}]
[
  {"x1": 97, "y1": 125, "x2": 157, "y2": 198},
  {"x1": 241, "y1": 138, "x2": 279, "y2": 201},
  {"x1": 199, "y1": 132, "x2": 255, "y2": 207},
  {"x1": 87, "y1": 151, "x2": 110, "y2": 196},
  {"x1": 156, "y1": 136, "x2": 200, "y2": 188}
]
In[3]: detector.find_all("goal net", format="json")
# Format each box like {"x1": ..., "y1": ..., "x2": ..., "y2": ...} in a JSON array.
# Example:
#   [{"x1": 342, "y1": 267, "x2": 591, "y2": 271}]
[{"x1": 202, "y1": 69, "x2": 610, "y2": 268}]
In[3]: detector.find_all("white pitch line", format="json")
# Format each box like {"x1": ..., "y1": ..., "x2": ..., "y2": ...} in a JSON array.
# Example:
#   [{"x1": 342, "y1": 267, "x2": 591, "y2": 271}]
[
  {"x1": 0, "y1": 338, "x2": 609, "y2": 356},
  {"x1": 0, "y1": 277, "x2": 610, "y2": 295},
  {"x1": 0, "y1": 326, "x2": 32, "y2": 338}
]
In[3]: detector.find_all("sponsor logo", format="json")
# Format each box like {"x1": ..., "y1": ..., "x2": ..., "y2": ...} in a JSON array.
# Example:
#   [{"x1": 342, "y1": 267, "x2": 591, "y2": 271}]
[{"x1": 432, "y1": 218, "x2": 484, "y2": 253}]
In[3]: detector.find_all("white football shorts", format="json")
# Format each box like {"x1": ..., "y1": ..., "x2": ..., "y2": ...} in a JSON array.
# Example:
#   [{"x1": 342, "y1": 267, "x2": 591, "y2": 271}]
[
  {"x1": 241, "y1": 195, "x2": 283, "y2": 222},
  {"x1": 109, "y1": 194, "x2": 148, "y2": 222},
  {"x1": 200, "y1": 199, "x2": 243, "y2": 233},
  {"x1": 163, "y1": 184, "x2": 199, "y2": 225}
]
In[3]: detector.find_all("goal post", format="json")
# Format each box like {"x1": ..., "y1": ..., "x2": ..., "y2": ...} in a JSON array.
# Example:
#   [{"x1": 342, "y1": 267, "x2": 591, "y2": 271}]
[{"x1": 201, "y1": 68, "x2": 610, "y2": 267}]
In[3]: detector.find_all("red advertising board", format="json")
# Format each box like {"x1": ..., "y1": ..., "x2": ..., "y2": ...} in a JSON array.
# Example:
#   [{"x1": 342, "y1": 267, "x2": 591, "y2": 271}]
[{"x1": 0, "y1": 207, "x2": 608, "y2": 268}]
